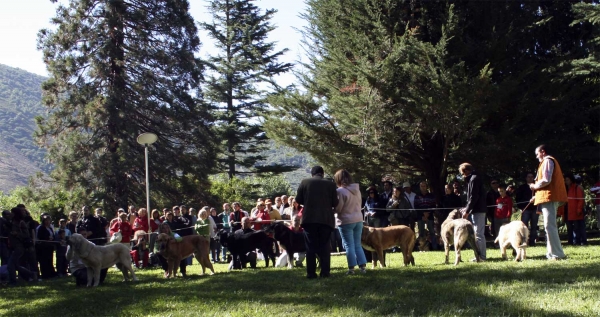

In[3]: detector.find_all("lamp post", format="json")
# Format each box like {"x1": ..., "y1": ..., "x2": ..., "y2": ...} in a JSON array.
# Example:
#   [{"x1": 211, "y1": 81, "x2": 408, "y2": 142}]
[{"x1": 137, "y1": 132, "x2": 158, "y2": 233}]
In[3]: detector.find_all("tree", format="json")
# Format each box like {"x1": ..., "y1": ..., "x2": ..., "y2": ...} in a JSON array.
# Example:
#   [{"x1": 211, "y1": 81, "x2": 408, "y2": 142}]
[
  {"x1": 201, "y1": 0, "x2": 293, "y2": 179},
  {"x1": 36, "y1": 0, "x2": 216, "y2": 211},
  {"x1": 264, "y1": 0, "x2": 599, "y2": 201}
]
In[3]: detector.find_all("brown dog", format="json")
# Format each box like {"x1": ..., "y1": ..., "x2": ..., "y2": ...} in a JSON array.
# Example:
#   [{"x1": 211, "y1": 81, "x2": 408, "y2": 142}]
[
  {"x1": 156, "y1": 233, "x2": 215, "y2": 278},
  {"x1": 361, "y1": 225, "x2": 415, "y2": 268}
]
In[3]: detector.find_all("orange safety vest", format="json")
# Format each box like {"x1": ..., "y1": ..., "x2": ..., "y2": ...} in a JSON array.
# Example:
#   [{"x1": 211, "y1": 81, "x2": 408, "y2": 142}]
[{"x1": 534, "y1": 155, "x2": 567, "y2": 205}]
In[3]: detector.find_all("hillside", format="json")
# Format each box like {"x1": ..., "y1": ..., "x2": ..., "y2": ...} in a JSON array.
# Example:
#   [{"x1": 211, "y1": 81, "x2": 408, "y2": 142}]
[{"x1": 0, "y1": 64, "x2": 49, "y2": 193}]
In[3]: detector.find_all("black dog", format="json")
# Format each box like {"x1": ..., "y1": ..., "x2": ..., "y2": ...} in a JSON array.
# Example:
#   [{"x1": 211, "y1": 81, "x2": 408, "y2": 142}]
[
  {"x1": 218, "y1": 229, "x2": 275, "y2": 269},
  {"x1": 264, "y1": 222, "x2": 306, "y2": 268}
]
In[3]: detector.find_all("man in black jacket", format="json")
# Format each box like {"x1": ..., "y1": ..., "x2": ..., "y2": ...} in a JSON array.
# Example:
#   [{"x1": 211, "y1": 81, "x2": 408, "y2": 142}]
[
  {"x1": 459, "y1": 163, "x2": 487, "y2": 261},
  {"x1": 296, "y1": 166, "x2": 339, "y2": 279},
  {"x1": 76, "y1": 206, "x2": 106, "y2": 245}
]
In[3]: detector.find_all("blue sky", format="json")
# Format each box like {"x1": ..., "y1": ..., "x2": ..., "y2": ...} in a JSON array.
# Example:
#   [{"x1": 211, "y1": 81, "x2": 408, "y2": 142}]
[{"x1": 0, "y1": 0, "x2": 307, "y2": 86}]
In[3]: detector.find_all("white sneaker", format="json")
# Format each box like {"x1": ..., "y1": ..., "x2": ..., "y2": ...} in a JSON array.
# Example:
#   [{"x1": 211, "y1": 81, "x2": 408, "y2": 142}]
[{"x1": 346, "y1": 269, "x2": 355, "y2": 275}]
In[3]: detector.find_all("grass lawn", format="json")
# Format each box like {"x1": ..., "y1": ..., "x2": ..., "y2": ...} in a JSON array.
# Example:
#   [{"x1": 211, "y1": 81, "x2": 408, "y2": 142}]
[{"x1": 2, "y1": 237, "x2": 600, "y2": 317}]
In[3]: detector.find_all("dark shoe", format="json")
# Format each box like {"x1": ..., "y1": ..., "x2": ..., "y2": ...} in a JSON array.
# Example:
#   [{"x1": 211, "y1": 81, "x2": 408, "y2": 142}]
[
  {"x1": 320, "y1": 273, "x2": 330, "y2": 278},
  {"x1": 306, "y1": 274, "x2": 318, "y2": 279}
]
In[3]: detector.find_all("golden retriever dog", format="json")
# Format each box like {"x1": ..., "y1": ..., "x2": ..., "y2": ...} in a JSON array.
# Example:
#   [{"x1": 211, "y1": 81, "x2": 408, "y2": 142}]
[
  {"x1": 68, "y1": 233, "x2": 137, "y2": 287},
  {"x1": 156, "y1": 233, "x2": 214, "y2": 278},
  {"x1": 361, "y1": 225, "x2": 415, "y2": 268},
  {"x1": 494, "y1": 221, "x2": 530, "y2": 262},
  {"x1": 441, "y1": 210, "x2": 481, "y2": 265}
]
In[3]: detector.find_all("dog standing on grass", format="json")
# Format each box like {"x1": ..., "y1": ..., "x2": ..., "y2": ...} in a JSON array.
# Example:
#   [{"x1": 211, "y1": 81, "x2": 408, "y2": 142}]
[
  {"x1": 441, "y1": 210, "x2": 481, "y2": 265},
  {"x1": 494, "y1": 221, "x2": 530, "y2": 262},
  {"x1": 361, "y1": 225, "x2": 415, "y2": 268}
]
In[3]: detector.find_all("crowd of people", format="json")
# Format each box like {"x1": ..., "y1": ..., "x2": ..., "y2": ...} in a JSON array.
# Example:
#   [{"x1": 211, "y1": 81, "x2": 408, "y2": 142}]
[{"x1": 1, "y1": 144, "x2": 599, "y2": 285}]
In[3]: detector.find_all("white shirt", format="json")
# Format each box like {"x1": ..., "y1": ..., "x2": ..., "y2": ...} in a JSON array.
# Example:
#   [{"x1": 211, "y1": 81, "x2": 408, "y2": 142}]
[{"x1": 534, "y1": 156, "x2": 555, "y2": 189}]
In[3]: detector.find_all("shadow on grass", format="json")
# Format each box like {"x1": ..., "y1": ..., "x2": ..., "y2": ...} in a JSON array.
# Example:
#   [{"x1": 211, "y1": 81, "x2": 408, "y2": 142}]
[{"x1": 2, "y1": 248, "x2": 600, "y2": 316}]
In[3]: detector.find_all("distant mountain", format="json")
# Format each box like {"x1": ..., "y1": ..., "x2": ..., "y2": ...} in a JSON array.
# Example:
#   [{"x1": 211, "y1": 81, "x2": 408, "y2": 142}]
[{"x1": 0, "y1": 64, "x2": 49, "y2": 193}]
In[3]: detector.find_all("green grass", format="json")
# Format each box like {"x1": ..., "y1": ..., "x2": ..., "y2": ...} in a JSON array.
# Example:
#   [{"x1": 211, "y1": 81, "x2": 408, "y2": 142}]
[{"x1": 2, "y1": 238, "x2": 600, "y2": 317}]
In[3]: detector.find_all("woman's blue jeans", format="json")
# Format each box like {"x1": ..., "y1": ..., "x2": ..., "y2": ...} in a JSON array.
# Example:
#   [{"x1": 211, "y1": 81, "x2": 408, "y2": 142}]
[{"x1": 338, "y1": 222, "x2": 367, "y2": 268}]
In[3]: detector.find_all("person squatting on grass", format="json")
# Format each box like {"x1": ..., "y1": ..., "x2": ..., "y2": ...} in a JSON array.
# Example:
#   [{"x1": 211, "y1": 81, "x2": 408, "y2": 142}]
[
  {"x1": 296, "y1": 165, "x2": 339, "y2": 279},
  {"x1": 459, "y1": 162, "x2": 487, "y2": 262},
  {"x1": 530, "y1": 144, "x2": 567, "y2": 260},
  {"x1": 333, "y1": 169, "x2": 367, "y2": 275}
]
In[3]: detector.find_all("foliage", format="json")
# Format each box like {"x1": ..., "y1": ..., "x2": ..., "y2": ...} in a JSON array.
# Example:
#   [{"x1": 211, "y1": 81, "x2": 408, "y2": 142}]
[
  {"x1": 201, "y1": 0, "x2": 293, "y2": 178},
  {"x1": 0, "y1": 185, "x2": 85, "y2": 224},
  {"x1": 264, "y1": 0, "x2": 600, "y2": 201},
  {"x1": 35, "y1": 0, "x2": 216, "y2": 211},
  {"x1": 208, "y1": 173, "x2": 292, "y2": 210},
  {"x1": 2, "y1": 240, "x2": 600, "y2": 315}
]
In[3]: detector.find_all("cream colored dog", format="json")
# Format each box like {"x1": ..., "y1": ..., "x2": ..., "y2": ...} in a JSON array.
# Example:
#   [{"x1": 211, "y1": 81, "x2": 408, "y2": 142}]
[
  {"x1": 68, "y1": 233, "x2": 138, "y2": 286},
  {"x1": 494, "y1": 221, "x2": 530, "y2": 262},
  {"x1": 441, "y1": 210, "x2": 481, "y2": 265}
]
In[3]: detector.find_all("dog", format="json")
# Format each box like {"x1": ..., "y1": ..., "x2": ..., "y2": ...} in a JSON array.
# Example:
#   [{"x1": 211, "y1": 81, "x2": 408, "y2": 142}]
[
  {"x1": 218, "y1": 229, "x2": 276, "y2": 270},
  {"x1": 494, "y1": 221, "x2": 530, "y2": 262},
  {"x1": 361, "y1": 225, "x2": 415, "y2": 268},
  {"x1": 67, "y1": 233, "x2": 137, "y2": 287},
  {"x1": 156, "y1": 233, "x2": 214, "y2": 278},
  {"x1": 441, "y1": 209, "x2": 481, "y2": 265},
  {"x1": 264, "y1": 222, "x2": 306, "y2": 269}
]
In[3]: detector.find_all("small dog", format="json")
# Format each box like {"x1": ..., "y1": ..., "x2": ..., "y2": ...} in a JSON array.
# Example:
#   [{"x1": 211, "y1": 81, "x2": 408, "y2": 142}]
[
  {"x1": 361, "y1": 225, "x2": 415, "y2": 268},
  {"x1": 265, "y1": 222, "x2": 306, "y2": 269},
  {"x1": 494, "y1": 221, "x2": 530, "y2": 262},
  {"x1": 441, "y1": 210, "x2": 480, "y2": 265}
]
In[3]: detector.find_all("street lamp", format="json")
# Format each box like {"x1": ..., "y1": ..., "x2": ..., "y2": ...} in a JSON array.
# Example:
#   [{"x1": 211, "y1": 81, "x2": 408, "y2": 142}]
[{"x1": 137, "y1": 132, "x2": 158, "y2": 233}]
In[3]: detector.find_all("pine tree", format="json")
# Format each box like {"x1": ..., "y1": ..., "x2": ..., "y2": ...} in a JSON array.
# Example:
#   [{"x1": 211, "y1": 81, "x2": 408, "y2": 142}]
[
  {"x1": 264, "y1": 0, "x2": 599, "y2": 199},
  {"x1": 201, "y1": 0, "x2": 293, "y2": 179},
  {"x1": 36, "y1": 0, "x2": 216, "y2": 210}
]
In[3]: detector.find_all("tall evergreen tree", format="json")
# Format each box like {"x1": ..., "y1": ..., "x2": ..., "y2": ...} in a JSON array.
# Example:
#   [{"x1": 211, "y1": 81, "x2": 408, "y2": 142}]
[
  {"x1": 264, "y1": 0, "x2": 599, "y2": 199},
  {"x1": 36, "y1": 0, "x2": 216, "y2": 210},
  {"x1": 201, "y1": 0, "x2": 293, "y2": 179}
]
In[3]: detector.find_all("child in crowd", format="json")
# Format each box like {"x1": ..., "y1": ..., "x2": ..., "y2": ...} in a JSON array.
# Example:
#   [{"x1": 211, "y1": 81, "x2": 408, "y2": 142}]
[
  {"x1": 57, "y1": 218, "x2": 72, "y2": 237},
  {"x1": 55, "y1": 229, "x2": 69, "y2": 277},
  {"x1": 494, "y1": 184, "x2": 515, "y2": 239}
]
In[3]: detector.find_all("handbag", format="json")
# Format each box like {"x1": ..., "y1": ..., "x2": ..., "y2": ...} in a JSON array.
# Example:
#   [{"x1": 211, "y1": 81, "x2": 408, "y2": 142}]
[{"x1": 110, "y1": 231, "x2": 122, "y2": 244}]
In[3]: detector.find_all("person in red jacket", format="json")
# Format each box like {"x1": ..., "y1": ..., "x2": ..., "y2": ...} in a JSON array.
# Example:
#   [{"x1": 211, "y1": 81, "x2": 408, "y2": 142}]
[
  {"x1": 564, "y1": 174, "x2": 587, "y2": 245},
  {"x1": 251, "y1": 202, "x2": 271, "y2": 231},
  {"x1": 494, "y1": 184, "x2": 514, "y2": 239},
  {"x1": 133, "y1": 208, "x2": 158, "y2": 235},
  {"x1": 109, "y1": 212, "x2": 132, "y2": 245}
]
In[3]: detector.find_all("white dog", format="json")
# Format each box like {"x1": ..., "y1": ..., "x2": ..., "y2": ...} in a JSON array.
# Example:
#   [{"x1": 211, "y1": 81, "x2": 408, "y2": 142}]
[
  {"x1": 68, "y1": 233, "x2": 138, "y2": 286},
  {"x1": 494, "y1": 221, "x2": 530, "y2": 262}
]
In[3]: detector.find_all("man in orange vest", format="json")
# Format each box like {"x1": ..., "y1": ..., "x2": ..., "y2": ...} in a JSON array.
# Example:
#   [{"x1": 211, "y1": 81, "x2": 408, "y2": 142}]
[{"x1": 529, "y1": 144, "x2": 567, "y2": 260}]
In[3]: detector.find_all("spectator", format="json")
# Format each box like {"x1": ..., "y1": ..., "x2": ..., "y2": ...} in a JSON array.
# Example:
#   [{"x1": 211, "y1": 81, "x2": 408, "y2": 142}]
[
  {"x1": 442, "y1": 184, "x2": 463, "y2": 211},
  {"x1": 530, "y1": 145, "x2": 567, "y2": 260},
  {"x1": 564, "y1": 174, "x2": 587, "y2": 246},
  {"x1": 459, "y1": 163, "x2": 487, "y2": 262},
  {"x1": 387, "y1": 186, "x2": 412, "y2": 227},
  {"x1": 133, "y1": 208, "x2": 158, "y2": 236},
  {"x1": 220, "y1": 203, "x2": 231, "y2": 260},
  {"x1": 66, "y1": 211, "x2": 78, "y2": 236},
  {"x1": 251, "y1": 202, "x2": 271, "y2": 231},
  {"x1": 35, "y1": 215, "x2": 57, "y2": 279},
  {"x1": 266, "y1": 199, "x2": 282, "y2": 221},
  {"x1": 516, "y1": 172, "x2": 538, "y2": 246},
  {"x1": 8, "y1": 207, "x2": 37, "y2": 284},
  {"x1": 453, "y1": 180, "x2": 467, "y2": 207},
  {"x1": 364, "y1": 187, "x2": 382, "y2": 227},
  {"x1": 415, "y1": 181, "x2": 438, "y2": 250},
  {"x1": 251, "y1": 198, "x2": 264, "y2": 217},
  {"x1": 591, "y1": 176, "x2": 600, "y2": 230},
  {"x1": 281, "y1": 195, "x2": 290, "y2": 212},
  {"x1": 110, "y1": 212, "x2": 132, "y2": 246},
  {"x1": 295, "y1": 165, "x2": 339, "y2": 279},
  {"x1": 55, "y1": 229, "x2": 68, "y2": 277},
  {"x1": 494, "y1": 184, "x2": 514, "y2": 239},
  {"x1": 172, "y1": 206, "x2": 192, "y2": 237},
  {"x1": 195, "y1": 208, "x2": 210, "y2": 237},
  {"x1": 486, "y1": 179, "x2": 501, "y2": 238},
  {"x1": 0, "y1": 210, "x2": 11, "y2": 266},
  {"x1": 77, "y1": 206, "x2": 106, "y2": 245},
  {"x1": 333, "y1": 169, "x2": 367, "y2": 275},
  {"x1": 229, "y1": 202, "x2": 246, "y2": 232},
  {"x1": 209, "y1": 207, "x2": 222, "y2": 262},
  {"x1": 282, "y1": 197, "x2": 301, "y2": 220},
  {"x1": 95, "y1": 208, "x2": 109, "y2": 239}
]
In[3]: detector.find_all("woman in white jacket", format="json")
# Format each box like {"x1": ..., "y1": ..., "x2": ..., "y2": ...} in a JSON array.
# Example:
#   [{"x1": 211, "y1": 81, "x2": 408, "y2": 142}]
[{"x1": 334, "y1": 169, "x2": 367, "y2": 275}]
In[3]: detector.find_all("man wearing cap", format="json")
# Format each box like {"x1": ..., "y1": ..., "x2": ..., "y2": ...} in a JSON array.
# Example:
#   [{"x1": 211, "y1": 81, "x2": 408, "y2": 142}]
[{"x1": 295, "y1": 166, "x2": 339, "y2": 279}]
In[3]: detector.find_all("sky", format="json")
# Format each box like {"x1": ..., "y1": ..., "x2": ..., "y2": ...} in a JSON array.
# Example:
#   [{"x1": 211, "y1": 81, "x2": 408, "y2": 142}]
[{"x1": 0, "y1": 0, "x2": 308, "y2": 86}]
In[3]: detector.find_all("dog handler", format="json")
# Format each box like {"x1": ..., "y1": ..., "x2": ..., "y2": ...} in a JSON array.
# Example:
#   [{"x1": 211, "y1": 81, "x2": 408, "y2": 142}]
[
  {"x1": 529, "y1": 144, "x2": 567, "y2": 260},
  {"x1": 296, "y1": 166, "x2": 339, "y2": 279}
]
